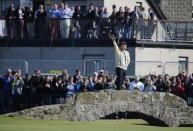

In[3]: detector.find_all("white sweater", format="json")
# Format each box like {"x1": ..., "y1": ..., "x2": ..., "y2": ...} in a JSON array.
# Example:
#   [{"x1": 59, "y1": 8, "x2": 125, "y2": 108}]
[{"x1": 113, "y1": 40, "x2": 130, "y2": 70}]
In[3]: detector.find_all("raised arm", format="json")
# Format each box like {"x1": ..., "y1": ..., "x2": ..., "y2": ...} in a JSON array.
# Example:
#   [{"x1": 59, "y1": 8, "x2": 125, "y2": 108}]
[{"x1": 109, "y1": 34, "x2": 120, "y2": 54}]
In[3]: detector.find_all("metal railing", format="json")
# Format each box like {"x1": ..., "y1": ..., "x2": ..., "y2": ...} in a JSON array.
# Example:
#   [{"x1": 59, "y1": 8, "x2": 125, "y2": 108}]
[
  {"x1": 1, "y1": 18, "x2": 193, "y2": 42},
  {"x1": 0, "y1": 93, "x2": 66, "y2": 114},
  {"x1": 0, "y1": 91, "x2": 192, "y2": 115}
]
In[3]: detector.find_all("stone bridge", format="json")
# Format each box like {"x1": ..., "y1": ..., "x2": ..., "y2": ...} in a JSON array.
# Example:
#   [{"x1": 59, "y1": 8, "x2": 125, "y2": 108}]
[{"x1": 3, "y1": 90, "x2": 193, "y2": 127}]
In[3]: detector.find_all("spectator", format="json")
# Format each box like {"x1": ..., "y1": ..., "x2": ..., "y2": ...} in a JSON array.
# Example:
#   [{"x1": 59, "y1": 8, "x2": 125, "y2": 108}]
[
  {"x1": 30, "y1": 70, "x2": 44, "y2": 94},
  {"x1": 59, "y1": 2, "x2": 72, "y2": 38},
  {"x1": 124, "y1": 78, "x2": 130, "y2": 89},
  {"x1": 175, "y1": 79, "x2": 185, "y2": 99},
  {"x1": 80, "y1": 78, "x2": 89, "y2": 92},
  {"x1": 116, "y1": 7, "x2": 125, "y2": 38},
  {"x1": 99, "y1": 7, "x2": 110, "y2": 38},
  {"x1": 73, "y1": 69, "x2": 82, "y2": 83},
  {"x1": 164, "y1": 74, "x2": 172, "y2": 92},
  {"x1": 87, "y1": 3, "x2": 95, "y2": 18},
  {"x1": 148, "y1": 8, "x2": 154, "y2": 21},
  {"x1": 14, "y1": 4, "x2": 24, "y2": 38},
  {"x1": 65, "y1": 77, "x2": 76, "y2": 97},
  {"x1": 0, "y1": 69, "x2": 14, "y2": 112},
  {"x1": 35, "y1": 4, "x2": 47, "y2": 38},
  {"x1": 98, "y1": 70, "x2": 105, "y2": 77},
  {"x1": 58, "y1": 69, "x2": 68, "y2": 83},
  {"x1": 87, "y1": 7, "x2": 99, "y2": 39},
  {"x1": 170, "y1": 76, "x2": 177, "y2": 93},
  {"x1": 23, "y1": 73, "x2": 31, "y2": 94},
  {"x1": 87, "y1": 72, "x2": 98, "y2": 91},
  {"x1": 95, "y1": 76, "x2": 105, "y2": 90},
  {"x1": 12, "y1": 75, "x2": 24, "y2": 95},
  {"x1": 24, "y1": 7, "x2": 35, "y2": 38},
  {"x1": 6, "y1": 3, "x2": 15, "y2": 39},
  {"x1": 52, "y1": 75, "x2": 64, "y2": 94},
  {"x1": 156, "y1": 75, "x2": 165, "y2": 92},
  {"x1": 43, "y1": 76, "x2": 52, "y2": 94},
  {"x1": 100, "y1": 7, "x2": 109, "y2": 18},
  {"x1": 72, "y1": 5, "x2": 83, "y2": 39},
  {"x1": 124, "y1": 7, "x2": 133, "y2": 38},
  {"x1": 187, "y1": 74, "x2": 193, "y2": 105},
  {"x1": 109, "y1": 4, "x2": 117, "y2": 35},
  {"x1": 144, "y1": 75, "x2": 156, "y2": 92},
  {"x1": 129, "y1": 76, "x2": 144, "y2": 91},
  {"x1": 49, "y1": 4, "x2": 60, "y2": 40}
]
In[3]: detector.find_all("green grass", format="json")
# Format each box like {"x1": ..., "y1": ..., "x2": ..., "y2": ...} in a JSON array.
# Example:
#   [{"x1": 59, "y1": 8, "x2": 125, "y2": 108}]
[{"x1": 0, "y1": 117, "x2": 192, "y2": 131}]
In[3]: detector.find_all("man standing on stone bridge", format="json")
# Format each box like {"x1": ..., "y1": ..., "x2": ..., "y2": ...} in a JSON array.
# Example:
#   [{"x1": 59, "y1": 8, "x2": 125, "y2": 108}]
[{"x1": 109, "y1": 34, "x2": 130, "y2": 90}]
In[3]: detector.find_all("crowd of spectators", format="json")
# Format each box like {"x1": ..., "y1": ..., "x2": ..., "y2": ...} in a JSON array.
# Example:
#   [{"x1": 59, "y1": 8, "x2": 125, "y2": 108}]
[
  {"x1": 0, "y1": 68, "x2": 193, "y2": 98},
  {"x1": 2, "y1": 2, "x2": 155, "y2": 39},
  {"x1": 0, "y1": 68, "x2": 193, "y2": 113}
]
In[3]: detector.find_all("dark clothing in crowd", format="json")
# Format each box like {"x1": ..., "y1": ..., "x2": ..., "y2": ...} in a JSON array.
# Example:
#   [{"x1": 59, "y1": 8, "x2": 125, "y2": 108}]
[
  {"x1": 30, "y1": 75, "x2": 44, "y2": 94},
  {"x1": 35, "y1": 10, "x2": 47, "y2": 38},
  {"x1": 6, "y1": 7, "x2": 15, "y2": 38},
  {"x1": 14, "y1": 7, "x2": 25, "y2": 38}
]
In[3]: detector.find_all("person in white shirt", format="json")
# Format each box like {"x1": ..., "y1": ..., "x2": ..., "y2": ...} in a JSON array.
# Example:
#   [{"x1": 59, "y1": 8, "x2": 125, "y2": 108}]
[
  {"x1": 109, "y1": 34, "x2": 130, "y2": 90},
  {"x1": 129, "y1": 76, "x2": 144, "y2": 91},
  {"x1": 59, "y1": 2, "x2": 72, "y2": 38},
  {"x1": 66, "y1": 77, "x2": 76, "y2": 97}
]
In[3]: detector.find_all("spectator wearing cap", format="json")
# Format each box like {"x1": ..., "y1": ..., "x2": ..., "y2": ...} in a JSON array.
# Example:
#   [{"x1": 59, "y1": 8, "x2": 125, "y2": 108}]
[
  {"x1": 110, "y1": 34, "x2": 130, "y2": 90},
  {"x1": 98, "y1": 70, "x2": 105, "y2": 77},
  {"x1": 129, "y1": 76, "x2": 144, "y2": 91}
]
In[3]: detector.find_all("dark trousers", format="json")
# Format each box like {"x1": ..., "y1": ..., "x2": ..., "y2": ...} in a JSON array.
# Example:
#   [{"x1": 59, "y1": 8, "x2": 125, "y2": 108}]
[{"x1": 115, "y1": 67, "x2": 127, "y2": 90}]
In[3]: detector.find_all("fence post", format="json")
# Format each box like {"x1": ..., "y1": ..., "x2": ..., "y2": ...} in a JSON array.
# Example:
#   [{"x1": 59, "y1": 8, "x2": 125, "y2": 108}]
[{"x1": 24, "y1": 60, "x2": 29, "y2": 74}]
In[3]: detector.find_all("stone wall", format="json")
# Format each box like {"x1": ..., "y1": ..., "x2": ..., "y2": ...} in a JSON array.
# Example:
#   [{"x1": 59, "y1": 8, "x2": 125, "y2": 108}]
[{"x1": 3, "y1": 90, "x2": 193, "y2": 127}]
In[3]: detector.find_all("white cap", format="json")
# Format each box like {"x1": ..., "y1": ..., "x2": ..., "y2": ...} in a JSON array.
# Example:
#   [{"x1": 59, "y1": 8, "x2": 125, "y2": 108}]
[
  {"x1": 93, "y1": 72, "x2": 98, "y2": 76},
  {"x1": 99, "y1": 70, "x2": 104, "y2": 73}
]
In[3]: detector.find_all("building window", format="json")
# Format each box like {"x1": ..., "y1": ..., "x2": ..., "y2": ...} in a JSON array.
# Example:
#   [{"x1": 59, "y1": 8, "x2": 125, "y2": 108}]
[
  {"x1": 179, "y1": 56, "x2": 188, "y2": 74},
  {"x1": 83, "y1": 55, "x2": 104, "y2": 75}
]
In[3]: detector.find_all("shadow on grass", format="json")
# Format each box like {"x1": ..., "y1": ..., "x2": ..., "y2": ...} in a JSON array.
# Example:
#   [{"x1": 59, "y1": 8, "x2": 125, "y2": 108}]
[{"x1": 179, "y1": 124, "x2": 193, "y2": 127}]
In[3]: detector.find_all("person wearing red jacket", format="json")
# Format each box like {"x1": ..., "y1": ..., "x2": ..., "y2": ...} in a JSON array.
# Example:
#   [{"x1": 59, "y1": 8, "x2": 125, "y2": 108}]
[{"x1": 175, "y1": 80, "x2": 185, "y2": 99}]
